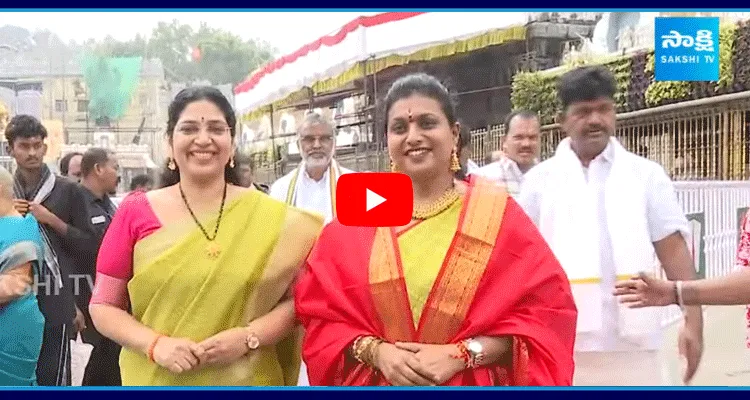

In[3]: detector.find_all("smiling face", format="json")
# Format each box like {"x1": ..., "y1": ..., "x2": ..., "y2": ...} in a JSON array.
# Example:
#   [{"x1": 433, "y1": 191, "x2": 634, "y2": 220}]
[
  {"x1": 170, "y1": 100, "x2": 234, "y2": 183},
  {"x1": 386, "y1": 94, "x2": 459, "y2": 182}
]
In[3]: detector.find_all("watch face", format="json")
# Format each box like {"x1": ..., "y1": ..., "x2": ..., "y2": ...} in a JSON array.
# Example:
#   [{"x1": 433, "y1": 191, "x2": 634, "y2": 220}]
[
  {"x1": 247, "y1": 334, "x2": 260, "y2": 350},
  {"x1": 467, "y1": 340, "x2": 483, "y2": 353}
]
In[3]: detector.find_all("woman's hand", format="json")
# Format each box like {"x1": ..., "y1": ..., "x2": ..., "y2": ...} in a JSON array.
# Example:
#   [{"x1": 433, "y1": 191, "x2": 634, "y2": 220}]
[
  {"x1": 152, "y1": 336, "x2": 205, "y2": 374},
  {"x1": 373, "y1": 342, "x2": 435, "y2": 386},
  {"x1": 395, "y1": 342, "x2": 466, "y2": 385},
  {"x1": 613, "y1": 272, "x2": 676, "y2": 308},
  {"x1": 197, "y1": 327, "x2": 249, "y2": 366}
]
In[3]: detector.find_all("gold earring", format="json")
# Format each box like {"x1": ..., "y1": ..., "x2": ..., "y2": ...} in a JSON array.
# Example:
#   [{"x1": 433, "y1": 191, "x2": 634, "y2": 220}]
[
  {"x1": 167, "y1": 158, "x2": 176, "y2": 171},
  {"x1": 229, "y1": 158, "x2": 235, "y2": 168},
  {"x1": 390, "y1": 159, "x2": 399, "y2": 172},
  {"x1": 450, "y1": 150, "x2": 461, "y2": 172}
]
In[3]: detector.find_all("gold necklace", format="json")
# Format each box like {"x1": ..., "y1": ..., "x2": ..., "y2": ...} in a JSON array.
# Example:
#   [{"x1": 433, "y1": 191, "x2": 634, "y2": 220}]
[{"x1": 412, "y1": 187, "x2": 461, "y2": 220}]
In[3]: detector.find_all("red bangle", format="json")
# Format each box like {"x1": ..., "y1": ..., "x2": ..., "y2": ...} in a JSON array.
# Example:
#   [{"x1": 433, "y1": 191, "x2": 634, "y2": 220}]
[
  {"x1": 452, "y1": 341, "x2": 471, "y2": 368},
  {"x1": 148, "y1": 335, "x2": 165, "y2": 363}
]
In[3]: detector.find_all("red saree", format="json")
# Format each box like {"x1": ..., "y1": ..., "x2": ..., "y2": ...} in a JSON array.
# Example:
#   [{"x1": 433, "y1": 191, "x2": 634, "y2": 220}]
[{"x1": 294, "y1": 178, "x2": 577, "y2": 386}]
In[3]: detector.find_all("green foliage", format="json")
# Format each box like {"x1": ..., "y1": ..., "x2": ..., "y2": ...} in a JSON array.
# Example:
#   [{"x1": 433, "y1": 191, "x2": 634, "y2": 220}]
[
  {"x1": 644, "y1": 52, "x2": 690, "y2": 107},
  {"x1": 510, "y1": 71, "x2": 562, "y2": 125},
  {"x1": 604, "y1": 57, "x2": 632, "y2": 111},
  {"x1": 718, "y1": 22, "x2": 738, "y2": 90},
  {"x1": 83, "y1": 20, "x2": 276, "y2": 86},
  {"x1": 510, "y1": 55, "x2": 632, "y2": 123}
]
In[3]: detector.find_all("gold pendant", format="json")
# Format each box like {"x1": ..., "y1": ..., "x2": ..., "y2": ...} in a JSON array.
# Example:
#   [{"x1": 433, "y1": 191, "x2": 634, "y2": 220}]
[{"x1": 206, "y1": 242, "x2": 222, "y2": 259}]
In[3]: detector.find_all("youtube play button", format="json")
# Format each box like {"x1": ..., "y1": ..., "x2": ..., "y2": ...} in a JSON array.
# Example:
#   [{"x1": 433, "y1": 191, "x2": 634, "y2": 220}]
[
  {"x1": 366, "y1": 189, "x2": 387, "y2": 212},
  {"x1": 336, "y1": 173, "x2": 413, "y2": 227}
]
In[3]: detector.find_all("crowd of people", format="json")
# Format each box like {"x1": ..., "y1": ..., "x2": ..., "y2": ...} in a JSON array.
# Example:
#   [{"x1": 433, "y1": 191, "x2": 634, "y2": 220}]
[{"x1": 1, "y1": 64, "x2": 749, "y2": 387}]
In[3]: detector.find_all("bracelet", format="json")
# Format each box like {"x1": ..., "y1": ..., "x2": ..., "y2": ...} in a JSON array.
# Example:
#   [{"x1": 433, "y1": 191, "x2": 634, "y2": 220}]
[
  {"x1": 452, "y1": 341, "x2": 473, "y2": 369},
  {"x1": 147, "y1": 334, "x2": 165, "y2": 363},
  {"x1": 675, "y1": 280, "x2": 686, "y2": 309},
  {"x1": 351, "y1": 336, "x2": 383, "y2": 367}
]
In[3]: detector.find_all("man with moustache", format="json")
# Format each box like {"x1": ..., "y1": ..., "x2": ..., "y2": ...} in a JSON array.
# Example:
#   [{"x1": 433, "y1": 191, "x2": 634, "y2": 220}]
[
  {"x1": 6, "y1": 115, "x2": 92, "y2": 386},
  {"x1": 76, "y1": 148, "x2": 122, "y2": 386},
  {"x1": 472, "y1": 110, "x2": 540, "y2": 197},
  {"x1": 270, "y1": 112, "x2": 353, "y2": 224},
  {"x1": 518, "y1": 66, "x2": 703, "y2": 386}
]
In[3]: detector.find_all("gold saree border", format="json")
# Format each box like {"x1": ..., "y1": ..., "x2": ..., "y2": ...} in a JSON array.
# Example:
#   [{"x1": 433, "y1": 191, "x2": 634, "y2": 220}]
[
  {"x1": 418, "y1": 178, "x2": 508, "y2": 344},
  {"x1": 368, "y1": 227, "x2": 416, "y2": 343},
  {"x1": 230, "y1": 206, "x2": 324, "y2": 386}
]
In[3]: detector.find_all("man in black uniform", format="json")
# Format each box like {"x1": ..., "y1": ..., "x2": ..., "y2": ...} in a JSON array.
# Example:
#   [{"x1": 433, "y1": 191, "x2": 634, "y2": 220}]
[
  {"x1": 6, "y1": 115, "x2": 92, "y2": 386},
  {"x1": 76, "y1": 148, "x2": 122, "y2": 386}
]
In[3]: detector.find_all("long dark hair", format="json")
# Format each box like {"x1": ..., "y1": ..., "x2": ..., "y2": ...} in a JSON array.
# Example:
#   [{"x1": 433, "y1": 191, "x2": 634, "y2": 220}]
[{"x1": 159, "y1": 86, "x2": 241, "y2": 188}]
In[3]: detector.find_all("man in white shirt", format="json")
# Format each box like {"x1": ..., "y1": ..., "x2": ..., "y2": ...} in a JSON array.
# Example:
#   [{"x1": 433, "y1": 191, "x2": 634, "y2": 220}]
[
  {"x1": 518, "y1": 66, "x2": 703, "y2": 386},
  {"x1": 270, "y1": 112, "x2": 353, "y2": 224},
  {"x1": 472, "y1": 110, "x2": 540, "y2": 197}
]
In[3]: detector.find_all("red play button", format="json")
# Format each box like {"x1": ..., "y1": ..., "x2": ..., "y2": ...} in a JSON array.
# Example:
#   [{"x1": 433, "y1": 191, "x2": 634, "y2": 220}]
[{"x1": 336, "y1": 173, "x2": 413, "y2": 227}]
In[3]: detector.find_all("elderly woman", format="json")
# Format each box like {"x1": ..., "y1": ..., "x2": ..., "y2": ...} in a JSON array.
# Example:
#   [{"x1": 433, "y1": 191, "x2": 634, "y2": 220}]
[
  {"x1": 295, "y1": 73, "x2": 578, "y2": 386},
  {"x1": 0, "y1": 165, "x2": 46, "y2": 386}
]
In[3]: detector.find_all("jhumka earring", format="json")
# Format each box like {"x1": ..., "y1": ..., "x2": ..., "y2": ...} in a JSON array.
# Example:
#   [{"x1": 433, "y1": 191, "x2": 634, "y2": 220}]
[
  {"x1": 167, "y1": 158, "x2": 176, "y2": 171},
  {"x1": 229, "y1": 157, "x2": 235, "y2": 168},
  {"x1": 450, "y1": 149, "x2": 461, "y2": 172},
  {"x1": 390, "y1": 159, "x2": 399, "y2": 172}
]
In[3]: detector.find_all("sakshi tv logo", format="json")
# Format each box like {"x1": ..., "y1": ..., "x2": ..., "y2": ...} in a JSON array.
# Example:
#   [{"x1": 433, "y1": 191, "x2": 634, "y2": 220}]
[{"x1": 654, "y1": 17, "x2": 719, "y2": 82}]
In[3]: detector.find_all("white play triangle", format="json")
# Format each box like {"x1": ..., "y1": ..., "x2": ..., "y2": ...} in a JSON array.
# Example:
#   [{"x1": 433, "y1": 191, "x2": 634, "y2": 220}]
[{"x1": 365, "y1": 188, "x2": 387, "y2": 212}]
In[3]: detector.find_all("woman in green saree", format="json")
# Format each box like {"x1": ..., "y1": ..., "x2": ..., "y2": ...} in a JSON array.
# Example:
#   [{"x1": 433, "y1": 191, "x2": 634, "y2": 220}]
[{"x1": 89, "y1": 87, "x2": 323, "y2": 386}]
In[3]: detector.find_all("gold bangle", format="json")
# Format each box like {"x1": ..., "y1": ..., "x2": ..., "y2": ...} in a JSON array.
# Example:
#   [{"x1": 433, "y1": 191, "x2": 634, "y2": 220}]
[{"x1": 351, "y1": 336, "x2": 383, "y2": 367}]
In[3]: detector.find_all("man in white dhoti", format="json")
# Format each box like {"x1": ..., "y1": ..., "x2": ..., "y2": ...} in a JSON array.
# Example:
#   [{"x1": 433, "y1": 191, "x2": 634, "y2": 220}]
[
  {"x1": 270, "y1": 112, "x2": 353, "y2": 225},
  {"x1": 269, "y1": 112, "x2": 352, "y2": 386},
  {"x1": 472, "y1": 110, "x2": 540, "y2": 197},
  {"x1": 518, "y1": 66, "x2": 704, "y2": 386}
]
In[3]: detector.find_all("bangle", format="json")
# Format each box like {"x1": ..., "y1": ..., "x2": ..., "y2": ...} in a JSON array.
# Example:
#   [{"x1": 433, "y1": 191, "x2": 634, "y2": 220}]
[
  {"x1": 351, "y1": 336, "x2": 383, "y2": 367},
  {"x1": 452, "y1": 341, "x2": 472, "y2": 369},
  {"x1": 147, "y1": 334, "x2": 165, "y2": 363},
  {"x1": 675, "y1": 281, "x2": 686, "y2": 309}
]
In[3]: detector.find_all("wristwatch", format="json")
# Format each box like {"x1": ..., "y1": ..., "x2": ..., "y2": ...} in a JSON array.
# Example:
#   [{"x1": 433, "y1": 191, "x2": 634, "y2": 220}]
[
  {"x1": 464, "y1": 338, "x2": 485, "y2": 368},
  {"x1": 246, "y1": 331, "x2": 261, "y2": 351}
]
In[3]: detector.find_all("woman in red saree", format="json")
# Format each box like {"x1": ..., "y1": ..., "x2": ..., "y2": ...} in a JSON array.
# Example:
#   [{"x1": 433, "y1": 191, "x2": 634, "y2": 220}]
[{"x1": 295, "y1": 73, "x2": 578, "y2": 387}]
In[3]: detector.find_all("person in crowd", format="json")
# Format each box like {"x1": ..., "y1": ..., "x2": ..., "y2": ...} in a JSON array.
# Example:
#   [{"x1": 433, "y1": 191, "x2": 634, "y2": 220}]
[
  {"x1": 76, "y1": 148, "x2": 121, "y2": 386},
  {"x1": 129, "y1": 174, "x2": 153, "y2": 193},
  {"x1": 487, "y1": 150, "x2": 504, "y2": 164},
  {"x1": 89, "y1": 86, "x2": 323, "y2": 386},
  {"x1": 60, "y1": 152, "x2": 83, "y2": 182},
  {"x1": 614, "y1": 209, "x2": 750, "y2": 309},
  {"x1": 454, "y1": 126, "x2": 474, "y2": 181},
  {"x1": 7, "y1": 115, "x2": 92, "y2": 386},
  {"x1": 295, "y1": 73, "x2": 578, "y2": 387},
  {"x1": 518, "y1": 66, "x2": 704, "y2": 386},
  {"x1": 235, "y1": 152, "x2": 268, "y2": 193},
  {"x1": 269, "y1": 112, "x2": 353, "y2": 224},
  {"x1": 0, "y1": 165, "x2": 46, "y2": 386},
  {"x1": 473, "y1": 110, "x2": 540, "y2": 197}
]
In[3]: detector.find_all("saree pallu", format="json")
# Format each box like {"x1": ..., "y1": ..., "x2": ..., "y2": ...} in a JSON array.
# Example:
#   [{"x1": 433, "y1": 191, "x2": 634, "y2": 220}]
[
  {"x1": 121, "y1": 190, "x2": 323, "y2": 386},
  {"x1": 0, "y1": 215, "x2": 46, "y2": 386},
  {"x1": 295, "y1": 178, "x2": 578, "y2": 386}
]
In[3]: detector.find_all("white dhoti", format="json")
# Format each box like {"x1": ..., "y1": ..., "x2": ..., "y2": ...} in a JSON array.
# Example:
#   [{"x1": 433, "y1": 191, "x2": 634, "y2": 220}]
[{"x1": 573, "y1": 351, "x2": 674, "y2": 386}]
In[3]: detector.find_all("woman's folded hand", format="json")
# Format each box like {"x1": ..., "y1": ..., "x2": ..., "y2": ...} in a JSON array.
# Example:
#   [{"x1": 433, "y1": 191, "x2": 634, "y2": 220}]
[
  {"x1": 374, "y1": 342, "x2": 436, "y2": 386},
  {"x1": 152, "y1": 336, "x2": 204, "y2": 374},
  {"x1": 395, "y1": 342, "x2": 466, "y2": 385}
]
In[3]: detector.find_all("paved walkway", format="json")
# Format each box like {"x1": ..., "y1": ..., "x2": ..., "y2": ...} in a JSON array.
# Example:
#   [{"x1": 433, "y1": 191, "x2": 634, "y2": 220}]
[
  {"x1": 70, "y1": 305, "x2": 750, "y2": 386},
  {"x1": 661, "y1": 305, "x2": 749, "y2": 386}
]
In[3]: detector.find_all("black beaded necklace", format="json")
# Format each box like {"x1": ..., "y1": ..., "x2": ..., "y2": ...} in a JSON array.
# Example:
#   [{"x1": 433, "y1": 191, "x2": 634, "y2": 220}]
[{"x1": 178, "y1": 181, "x2": 227, "y2": 259}]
